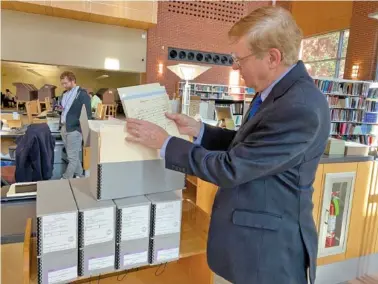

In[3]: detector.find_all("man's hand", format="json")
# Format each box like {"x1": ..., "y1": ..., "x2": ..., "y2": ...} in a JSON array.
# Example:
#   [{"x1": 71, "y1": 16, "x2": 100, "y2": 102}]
[
  {"x1": 165, "y1": 113, "x2": 201, "y2": 137},
  {"x1": 126, "y1": 118, "x2": 169, "y2": 149}
]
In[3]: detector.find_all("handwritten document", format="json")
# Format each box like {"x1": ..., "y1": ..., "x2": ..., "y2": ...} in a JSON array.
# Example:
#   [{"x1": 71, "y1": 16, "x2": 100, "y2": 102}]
[
  {"x1": 84, "y1": 207, "x2": 114, "y2": 246},
  {"x1": 42, "y1": 212, "x2": 77, "y2": 253},
  {"x1": 118, "y1": 84, "x2": 187, "y2": 140},
  {"x1": 154, "y1": 201, "x2": 182, "y2": 236},
  {"x1": 121, "y1": 205, "x2": 150, "y2": 241}
]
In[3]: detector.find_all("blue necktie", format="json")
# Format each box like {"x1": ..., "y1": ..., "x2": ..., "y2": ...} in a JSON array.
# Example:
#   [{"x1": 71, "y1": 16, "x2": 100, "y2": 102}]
[{"x1": 248, "y1": 95, "x2": 263, "y2": 120}]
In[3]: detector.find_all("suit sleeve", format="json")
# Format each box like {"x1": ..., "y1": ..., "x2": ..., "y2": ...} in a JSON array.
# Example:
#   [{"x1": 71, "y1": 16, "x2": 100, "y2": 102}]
[
  {"x1": 80, "y1": 90, "x2": 92, "y2": 120},
  {"x1": 165, "y1": 103, "x2": 321, "y2": 188},
  {"x1": 200, "y1": 123, "x2": 237, "y2": 151}
]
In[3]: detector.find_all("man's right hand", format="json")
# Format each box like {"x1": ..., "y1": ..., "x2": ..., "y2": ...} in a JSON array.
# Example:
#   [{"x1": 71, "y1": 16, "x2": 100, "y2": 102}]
[{"x1": 165, "y1": 113, "x2": 201, "y2": 137}]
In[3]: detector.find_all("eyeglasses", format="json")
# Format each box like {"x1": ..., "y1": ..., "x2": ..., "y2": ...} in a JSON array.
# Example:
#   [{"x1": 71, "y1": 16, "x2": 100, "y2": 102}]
[{"x1": 231, "y1": 52, "x2": 255, "y2": 67}]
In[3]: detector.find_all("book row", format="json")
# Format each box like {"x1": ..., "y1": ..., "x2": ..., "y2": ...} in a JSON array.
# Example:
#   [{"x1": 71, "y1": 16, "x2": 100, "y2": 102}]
[
  {"x1": 366, "y1": 101, "x2": 378, "y2": 112},
  {"x1": 314, "y1": 79, "x2": 370, "y2": 97},
  {"x1": 331, "y1": 122, "x2": 377, "y2": 137},
  {"x1": 327, "y1": 96, "x2": 365, "y2": 109},
  {"x1": 330, "y1": 109, "x2": 363, "y2": 122}
]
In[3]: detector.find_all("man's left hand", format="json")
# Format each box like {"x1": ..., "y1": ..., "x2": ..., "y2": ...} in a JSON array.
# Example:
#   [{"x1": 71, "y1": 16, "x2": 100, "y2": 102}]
[{"x1": 125, "y1": 118, "x2": 169, "y2": 149}]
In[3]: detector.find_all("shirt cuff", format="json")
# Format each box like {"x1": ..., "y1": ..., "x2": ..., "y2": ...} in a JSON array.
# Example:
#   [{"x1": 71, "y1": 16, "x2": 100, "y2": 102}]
[
  {"x1": 193, "y1": 122, "x2": 205, "y2": 145},
  {"x1": 160, "y1": 136, "x2": 172, "y2": 158}
]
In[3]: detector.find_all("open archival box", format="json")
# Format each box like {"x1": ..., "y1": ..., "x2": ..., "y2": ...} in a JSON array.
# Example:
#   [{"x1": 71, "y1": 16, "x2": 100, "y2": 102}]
[{"x1": 79, "y1": 83, "x2": 185, "y2": 200}]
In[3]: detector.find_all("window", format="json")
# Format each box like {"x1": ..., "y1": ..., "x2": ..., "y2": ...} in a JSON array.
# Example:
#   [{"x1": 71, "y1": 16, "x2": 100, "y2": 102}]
[{"x1": 300, "y1": 30, "x2": 349, "y2": 78}]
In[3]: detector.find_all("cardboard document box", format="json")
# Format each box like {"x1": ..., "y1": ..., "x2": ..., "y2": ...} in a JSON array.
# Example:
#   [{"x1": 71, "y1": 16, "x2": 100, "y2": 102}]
[
  {"x1": 146, "y1": 190, "x2": 182, "y2": 265},
  {"x1": 345, "y1": 141, "x2": 369, "y2": 156},
  {"x1": 36, "y1": 179, "x2": 78, "y2": 284},
  {"x1": 79, "y1": 106, "x2": 185, "y2": 201},
  {"x1": 113, "y1": 195, "x2": 151, "y2": 270},
  {"x1": 69, "y1": 178, "x2": 116, "y2": 277},
  {"x1": 325, "y1": 138, "x2": 346, "y2": 156}
]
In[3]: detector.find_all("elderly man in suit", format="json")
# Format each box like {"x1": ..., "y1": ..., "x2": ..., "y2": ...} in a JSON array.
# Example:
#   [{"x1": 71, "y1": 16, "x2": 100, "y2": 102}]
[{"x1": 126, "y1": 6, "x2": 330, "y2": 284}]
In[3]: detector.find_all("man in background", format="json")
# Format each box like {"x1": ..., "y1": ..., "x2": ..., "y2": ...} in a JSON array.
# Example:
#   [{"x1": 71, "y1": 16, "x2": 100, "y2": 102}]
[
  {"x1": 125, "y1": 6, "x2": 330, "y2": 284},
  {"x1": 59, "y1": 71, "x2": 91, "y2": 179}
]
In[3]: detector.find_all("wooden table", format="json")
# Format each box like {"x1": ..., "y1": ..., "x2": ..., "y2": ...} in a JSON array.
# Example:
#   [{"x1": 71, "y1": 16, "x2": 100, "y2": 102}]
[{"x1": 1, "y1": 199, "x2": 213, "y2": 284}]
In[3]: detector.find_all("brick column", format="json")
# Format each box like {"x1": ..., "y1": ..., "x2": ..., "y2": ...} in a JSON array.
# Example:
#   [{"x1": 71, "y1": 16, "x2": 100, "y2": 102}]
[
  {"x1": 344, "y1": 1, "x2": 378, "y2": 80},
  {"x1": 146, "y1": 1, "x2": 269, "y2": 96}
]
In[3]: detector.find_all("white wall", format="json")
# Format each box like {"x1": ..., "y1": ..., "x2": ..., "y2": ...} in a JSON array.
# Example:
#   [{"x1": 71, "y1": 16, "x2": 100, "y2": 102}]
[
  {"x1": 1, "y1": 10, "x2": 147, "y2": 73},
  {"x1": 1, "y1": 62, "x2": 141, "y2": 96}
]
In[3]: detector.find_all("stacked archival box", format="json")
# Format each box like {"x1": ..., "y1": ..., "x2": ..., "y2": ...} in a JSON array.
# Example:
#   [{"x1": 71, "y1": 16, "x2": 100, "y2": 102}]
[
  {"x1": 116, "y1": 84, "x2": 185, "y2": 265},
  {"x1": 70, "y1": 178, "x2": 116, "y2": 277},
  {"x1": 36, "y1": 180, "x2": 78, "y2": 284},
  {"x1": 79, "y1": 106, "x2": 185, "y2": 201},
  {"x1": 113, "y1": 195, "x2": 151, "y2": 270},
  {"x1": 36, "y1": 84, "x2": 185, "y2": 283},
  {"x1": 146, "y1": 190, "x2": 182, "y2": 264}
]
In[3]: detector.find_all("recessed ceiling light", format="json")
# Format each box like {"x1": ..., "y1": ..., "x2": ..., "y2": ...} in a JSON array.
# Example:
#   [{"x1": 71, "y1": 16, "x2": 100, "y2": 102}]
[
  {"x1": 96, "y1": 75, "x2": 109, "y2": 80},
  {"x1": 26, "y1": 69, "x2": 43, "y2": 77}
]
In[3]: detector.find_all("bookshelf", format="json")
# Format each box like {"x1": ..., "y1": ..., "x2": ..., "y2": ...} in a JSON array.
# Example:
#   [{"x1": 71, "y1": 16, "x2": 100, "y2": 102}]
[
  {"x1": 177, "y1": 81, "x2": 255, "y2": 128},
  {"x1": 314, "y1": 78, "x2": 378, "y2": 146},
  {"x1": 178, "y1": 79, "x2": 378, "y2": 146}
]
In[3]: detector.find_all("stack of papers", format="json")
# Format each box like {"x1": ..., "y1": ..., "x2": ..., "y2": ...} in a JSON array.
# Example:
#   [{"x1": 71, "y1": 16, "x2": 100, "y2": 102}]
[{"x1": 118, "y1": 83, "x2": 187, "y2": 140}]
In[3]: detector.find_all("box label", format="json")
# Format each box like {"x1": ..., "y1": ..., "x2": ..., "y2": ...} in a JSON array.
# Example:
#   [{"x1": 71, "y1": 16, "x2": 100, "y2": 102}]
[
  {"x1": 157, "y1": 247, "x2": 179, "y2": 262},
  {"x1": 84, "y1": 207, "x2": 114, "y2": 246},
  {"x1": 154, "y1": 201, "x2": 181, "y2": 236},
  {"x1": 123, "y1": 251, "x2": 148, "y2": 267},
  {"x1": 47, "y1": 266, "x2": 77, "y2": 284},
  {"x1": 88, "y1": 255, "x2": 114, "y2": 271},
  {"x1": 121, "y1": 205, "x2": 149, "y2": 241},
  {"x1": 42, "y1": 212, "x2": 76, "y2": 253}
]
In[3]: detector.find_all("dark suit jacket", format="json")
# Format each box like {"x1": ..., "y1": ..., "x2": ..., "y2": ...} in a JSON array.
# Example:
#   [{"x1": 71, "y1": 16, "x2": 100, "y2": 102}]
[
  {"x1": 60, "y1": 87, "x2": 92, "y2": 133},
  {"x1": 165, "y1": 61, "x2": 331, "y2": 284},
  {"x1": 15, "y1": 124, "x2": 55, "y2": 182}
]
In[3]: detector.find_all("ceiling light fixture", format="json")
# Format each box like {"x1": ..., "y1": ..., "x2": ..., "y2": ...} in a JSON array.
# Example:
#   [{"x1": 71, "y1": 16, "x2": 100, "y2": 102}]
[
  {"x1": 167, "y1": 64, "x2": 211, "y2": 115},
  {"x1": 26, "y1": 69, "x2": 43, "y2": 77},
  {"x1": 96, "y1": 75, "x2": 109, "y2": 80}
]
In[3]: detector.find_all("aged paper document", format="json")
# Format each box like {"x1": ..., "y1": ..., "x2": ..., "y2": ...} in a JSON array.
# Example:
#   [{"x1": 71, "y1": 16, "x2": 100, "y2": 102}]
[{"x1": 118, "y1": 84, "x2": 187, "y2": 140}]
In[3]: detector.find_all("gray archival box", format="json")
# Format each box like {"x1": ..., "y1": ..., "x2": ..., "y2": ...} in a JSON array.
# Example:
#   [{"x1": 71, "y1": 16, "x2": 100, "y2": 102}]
[
  {"x1": 113, "y1": 195, "x2": 151, "y2": 270},
  {"x1": 146, "y1": 190, "x2": 182, "y2": 265},
  {"x1": 69, "y1": 178, "x2": 116, "y2": 277},
  {"x1": 89, "y1": 132, "x2": 185, "y2": 200},
  {"x1": 36, "y1": 179, "x2": 78, "y2": 284},
  {"x1": 79, "y1": 105, "x2": 185, "y2": 201}
]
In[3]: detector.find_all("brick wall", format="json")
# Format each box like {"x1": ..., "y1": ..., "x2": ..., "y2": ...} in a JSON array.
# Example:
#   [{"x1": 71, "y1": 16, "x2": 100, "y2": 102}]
[
  {"x1": 276, "y1": 0, "x2": 292, "y2": 12},
  {"x1": 146, "y1": 1, "x2": 269, "y2": 96},
  {"x1": 344, "y1": 1, "x2": 378, "y2": 80}
]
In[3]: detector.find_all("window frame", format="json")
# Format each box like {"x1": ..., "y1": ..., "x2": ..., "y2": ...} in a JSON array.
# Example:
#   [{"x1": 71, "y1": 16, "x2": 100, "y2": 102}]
[{"x1": 300, "y1": 29, "x2": 349, "y2": 78}]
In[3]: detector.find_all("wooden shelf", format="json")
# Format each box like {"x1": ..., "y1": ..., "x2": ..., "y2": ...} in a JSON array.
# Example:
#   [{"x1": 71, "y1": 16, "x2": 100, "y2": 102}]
[
  {"x1": 186, "y1": 175, "x2": 198, "y2": 187},
  {"x1": 75, "y1": 261, "x2": 193, "y2": 284},
  {"x1": 23, "y1": 199, "x2": 209, "y2": 284}
]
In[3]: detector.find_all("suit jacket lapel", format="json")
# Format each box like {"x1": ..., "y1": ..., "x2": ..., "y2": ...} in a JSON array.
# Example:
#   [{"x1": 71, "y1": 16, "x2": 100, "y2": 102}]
[{"x1": 238, "y1": 61, "x2": 310, "y2": 130}]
